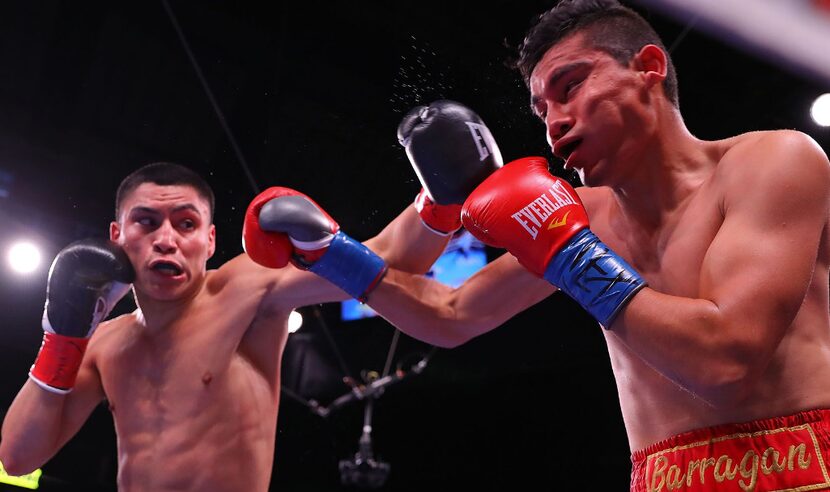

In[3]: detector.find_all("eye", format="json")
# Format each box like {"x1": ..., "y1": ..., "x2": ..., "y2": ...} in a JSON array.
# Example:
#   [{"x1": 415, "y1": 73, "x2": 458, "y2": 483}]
[
  {"x1": 180, "y1": 219, "x2": 196, "y2": 230},
  {"x1": 564, "y1": 79, "x2": 582, "y2": 100},
  {"x1": 137, "y1": 217, "x2": 157, "y2": 227}
]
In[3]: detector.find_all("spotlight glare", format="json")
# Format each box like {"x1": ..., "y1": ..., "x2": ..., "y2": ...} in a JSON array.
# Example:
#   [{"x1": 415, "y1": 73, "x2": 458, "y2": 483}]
[
  {"x1": 288, "y1": 310, "x2": 303, "y2": 333},
  {"x1": 8, "y1": 241, "x2": 42, "y2": 274},
  {"x1": 810, "y1": 93, "x2": 830, "y2": 127}
]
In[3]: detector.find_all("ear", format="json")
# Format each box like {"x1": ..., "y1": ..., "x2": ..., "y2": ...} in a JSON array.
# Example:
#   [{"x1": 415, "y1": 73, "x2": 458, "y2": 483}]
[
  {"x1": 633, "y1": 44, "x2": 667, "y2": 88},
  {"x1": 110, "y1": 221, "x2": 121, "y2": 242},
  {"x1": 207, "y1": 224, "x2": 216, "y2": 259}
]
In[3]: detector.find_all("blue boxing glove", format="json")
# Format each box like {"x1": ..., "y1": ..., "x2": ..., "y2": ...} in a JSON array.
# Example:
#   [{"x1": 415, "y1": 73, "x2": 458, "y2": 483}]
[{"x1": 243, "y1": 187, "x2": 387, "y2": 302}]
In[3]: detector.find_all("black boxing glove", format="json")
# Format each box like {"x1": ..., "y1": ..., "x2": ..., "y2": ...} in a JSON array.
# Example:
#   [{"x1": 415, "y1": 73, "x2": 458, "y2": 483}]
[
  {"x1": 29, "y1": 238, "x2": 135, "y2": 394},
  {"x1": 397, "y1": 99, "x2": 503, "y2": 206}
]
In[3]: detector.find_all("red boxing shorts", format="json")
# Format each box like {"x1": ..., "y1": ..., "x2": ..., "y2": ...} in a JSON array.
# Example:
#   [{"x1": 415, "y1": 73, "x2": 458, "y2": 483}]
[{"x1": 630, "y1": 409, "x2": 830, "y2": 492}]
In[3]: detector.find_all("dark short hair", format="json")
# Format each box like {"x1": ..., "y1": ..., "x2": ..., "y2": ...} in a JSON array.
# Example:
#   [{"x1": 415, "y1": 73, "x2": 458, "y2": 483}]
[
  {"x1": 514, "y1": 0, "x2": 679, "y2": 107},
  {"x1": 115, "y1": 162, "x2": 216, "y2": 221}
]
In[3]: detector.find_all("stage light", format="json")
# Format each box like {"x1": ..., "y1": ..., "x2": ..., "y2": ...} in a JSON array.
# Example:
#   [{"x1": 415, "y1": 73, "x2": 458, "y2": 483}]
[
  {"x1": 288, "y1": 310, "x2": 303, "y2": 333},
  {"x1": 810, "y1": 93, "x2": 830, "y2": 127},
  {"x1": 8, "y1": 241, "x2": 42, "y2": 275}
]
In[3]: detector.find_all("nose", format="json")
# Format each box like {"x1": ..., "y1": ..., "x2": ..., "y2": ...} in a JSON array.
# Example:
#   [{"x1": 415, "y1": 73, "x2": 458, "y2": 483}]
[
  {"x1": 546, "y1": 111, "x2": 574, "y2": 147},
  {"x1": 152, "y1": 221, "x2": 177, "y2": 254}
]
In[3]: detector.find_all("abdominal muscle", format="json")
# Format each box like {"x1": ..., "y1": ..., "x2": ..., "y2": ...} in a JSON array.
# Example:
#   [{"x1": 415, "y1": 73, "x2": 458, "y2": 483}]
[
  {"x1": 608, "y1": 298, "x2": 830, "y2": 453},
  {"x1": 102, "y1": 344, "x2": 280, "y2": 492}
]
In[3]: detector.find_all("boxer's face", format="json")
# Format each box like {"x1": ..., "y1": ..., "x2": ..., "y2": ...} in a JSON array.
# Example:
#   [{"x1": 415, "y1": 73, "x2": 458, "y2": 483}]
[
  {"x1": 529, "y1": 32, "x2": 655, "y2": 187},
  {"x1": 110, "y1": 183, "x2": 216, "y2": 302}
]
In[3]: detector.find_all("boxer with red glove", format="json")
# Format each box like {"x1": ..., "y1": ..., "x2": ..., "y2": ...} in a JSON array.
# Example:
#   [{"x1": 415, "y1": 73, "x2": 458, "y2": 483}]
[
  {"x1": 30, "y1": 238, "x2": 134, "y2": 394},
  {"x1": 461, "y1": 157, "x2": 646, "y2": 327},
  {"x1": 398, "y1": 100, "x2": 503, "y2": 235},
  {"x1": 243, "y1": 186, "x2": 387, "y2": 302}
]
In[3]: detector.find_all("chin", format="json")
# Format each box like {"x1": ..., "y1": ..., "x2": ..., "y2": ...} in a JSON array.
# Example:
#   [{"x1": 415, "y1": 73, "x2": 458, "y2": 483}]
[
  {"x1": 576, "y1": 167, "x2": 602, "y2": 188},
  {"x1": 136, "y1": 281, "x2": 191, "y2": 302},
  {"x1": 578, "y1": 159, "x2": 614, "y2": 188}
]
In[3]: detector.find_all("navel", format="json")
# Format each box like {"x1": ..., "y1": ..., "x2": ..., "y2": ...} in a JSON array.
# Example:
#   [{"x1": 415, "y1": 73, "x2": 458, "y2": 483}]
[{"x1": 202, "y1": 371, "x2": 213, "y2": 385}]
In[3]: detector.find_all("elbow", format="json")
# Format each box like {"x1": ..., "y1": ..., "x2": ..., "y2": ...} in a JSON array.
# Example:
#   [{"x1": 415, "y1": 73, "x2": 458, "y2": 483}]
[
  {"x1": 425, "y1": 326, "x2": 473, "y2": 349},
  {"x1": 0, "y1": 430, "x2": 51, "y2": 478},
  {"x1": 682, "y1": 312, "x2": 766, "y2": 407},
  {"x1": 688, "y1": 351, "x2": 760, "y2": 408},
  {"x1": 695, "y1": 377, "x2": 753, "y2": 409},
  {"x1": 437, "y1": 334, "x2": 473, "y2": 349},
  {"x1": 419, "y1": 297, "x2": 478, "y2": 349},
  {"x1": 432, "y1": 319, "x2": 481, "y2": 349},
  {"x1": 0, "y1": 449, "x2": 39, "y2": 477}
]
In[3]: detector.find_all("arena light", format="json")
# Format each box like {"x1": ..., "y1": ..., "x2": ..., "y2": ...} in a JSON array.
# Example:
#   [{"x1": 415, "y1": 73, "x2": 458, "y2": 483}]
[
  {"x1": 7, "y1": 241, "x2": 42, "y2": 275},
  {"x1": 631, "y1": 0, "x2": 830, "y2": 85},
  {"x1": 810, "y1": 93, "x2": 830, "y2": 127},
  {"x1": 288, "y1": 310, "x2": 303, "y2": 333}
]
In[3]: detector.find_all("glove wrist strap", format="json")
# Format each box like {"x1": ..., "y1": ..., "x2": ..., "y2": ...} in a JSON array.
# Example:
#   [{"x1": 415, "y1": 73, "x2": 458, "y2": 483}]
[
  {"x1": 414, "y1": 192, "x2": 462, "y2": 236},
  {"x1": 543, "y1": 229, "x2": 646, "y2": 327},
  {"x1": 29, "y1": 332, "x2": 90, "y2": 394},
  {"x1": 309, "y1": 232, "x2": 388, "y2": 302}
]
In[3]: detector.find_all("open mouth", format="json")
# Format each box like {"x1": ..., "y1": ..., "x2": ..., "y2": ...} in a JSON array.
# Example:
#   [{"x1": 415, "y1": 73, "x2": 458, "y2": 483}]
[
  {"x1": 558, "y1": 139, "x2": 582, "y2": 161},
  {"x1": 150, "y1": 260, "x2": 183, "y2": 277}
]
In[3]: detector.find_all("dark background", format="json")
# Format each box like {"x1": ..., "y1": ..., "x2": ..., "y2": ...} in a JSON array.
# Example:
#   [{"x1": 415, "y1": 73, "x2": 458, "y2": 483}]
[{"x1": 0, "y1": 1, "x2": 828, "y2": 491}]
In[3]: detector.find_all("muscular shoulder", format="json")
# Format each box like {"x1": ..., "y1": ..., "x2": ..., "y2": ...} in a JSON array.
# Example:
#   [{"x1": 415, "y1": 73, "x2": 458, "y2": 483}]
[
  {"x1": 92, "y1": 312, "x2": 136, "y2": 341},
  {"x1": 717, "y1": 130, "x2": 830, "y2": 214},
  {"x1": 207, "y1": 253, "x2": 312, "y2": 313},
  {"x1": 718, "y1": 130, "x2": 830, "y2": 187},
  {"x1": 87, "y1": 312, "x2": 139, "y2": 360},
  {"x1": 575, "y1": 184, "x2": 613, "y2": 217},
  {"x1": 207, "y1": 254, "x2": 282, "y2": 296}
]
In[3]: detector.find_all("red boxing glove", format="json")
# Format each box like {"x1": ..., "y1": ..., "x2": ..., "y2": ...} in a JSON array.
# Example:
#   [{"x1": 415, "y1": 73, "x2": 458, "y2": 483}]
[
  {"x1": 243, "y1": 186, "x2": 386, "y2": 301},
  {"x1": 243, "y1": 187, "x2": 299, "y2": 268},
  {"x1": 463, "y1": 156, "x2": 646, "y2": 327},
  {"x1": 461, "y1": 157, "x2": 589, "y2": 276},
  {"x1": 243, "y1": 187, "x2": 341, "y2": 269},
  {"x1": 413, "y1": 188, "x2": 462, "y2": 236}
]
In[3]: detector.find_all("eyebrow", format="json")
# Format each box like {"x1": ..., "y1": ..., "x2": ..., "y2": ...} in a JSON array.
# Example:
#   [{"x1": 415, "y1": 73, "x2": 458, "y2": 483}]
[
  {"x1": 129, "y1": 204, "x2": 202, "y2": 216},
  {"x1": 530, "y1": 60, "x2": 592, "y2": 109}
]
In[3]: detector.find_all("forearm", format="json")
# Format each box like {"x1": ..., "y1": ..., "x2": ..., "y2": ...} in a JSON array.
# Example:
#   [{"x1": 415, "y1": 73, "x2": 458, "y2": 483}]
[
  {"x1": 0, "y1": 381, "x2": 68, "y2": 475},
  {"x1": 369, "y1": 258, "x2": 555, "y2": 348},
  {"x1": 370, "y1": 270, "x2": 470, "y2": 348},
  {"x1": 611, "y1": 288, "x2": 759, "y2": 404},
  {"x1": 364, "y1": 206, "x2": 450, "y2": 274}
]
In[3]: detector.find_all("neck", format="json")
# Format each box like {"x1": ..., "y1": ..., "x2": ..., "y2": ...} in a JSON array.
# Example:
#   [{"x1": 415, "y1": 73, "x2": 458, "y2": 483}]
[
  {"x1": 611, "y1": 109, "x2": 718, "y2": 228},
  {"x1": 133, "y1": 278, "x2": 204, "y2": 333}
]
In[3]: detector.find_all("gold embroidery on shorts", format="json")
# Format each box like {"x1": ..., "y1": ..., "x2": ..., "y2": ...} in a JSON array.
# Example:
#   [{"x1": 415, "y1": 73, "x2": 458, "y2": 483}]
[
  {"x1": 645, "y1": 424, "x2": 830, "y2": 492},
  {"x1": 762, "y1": 447, "x2": 787, "y2": 475}
]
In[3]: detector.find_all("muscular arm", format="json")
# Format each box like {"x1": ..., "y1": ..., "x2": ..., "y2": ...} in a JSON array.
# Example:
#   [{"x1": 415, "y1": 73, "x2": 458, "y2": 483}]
[
  {"x1": 363, "y1": 205, "x2": 451, "y2": 274},
  {"x1": 613, "y1": 131, "x2": 830, "y2": 405},
  {"x1": 238, "y1": 203, "x2": 452, "y2": 311},
  {"x1": 0, "y1": 346, "x2": 105, "y2": 475},
  {"x1": 368, "y1": 252, "x2": 557, "y2": 347}
]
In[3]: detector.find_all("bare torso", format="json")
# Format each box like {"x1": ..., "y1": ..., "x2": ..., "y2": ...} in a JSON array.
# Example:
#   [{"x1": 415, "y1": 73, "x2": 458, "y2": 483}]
[
  {"x1": 580, "y1": 132, "x2": 830, "y2": 451},
  {"x1": 87, "y1": 263, "x2": 290, "y2": 492}
]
